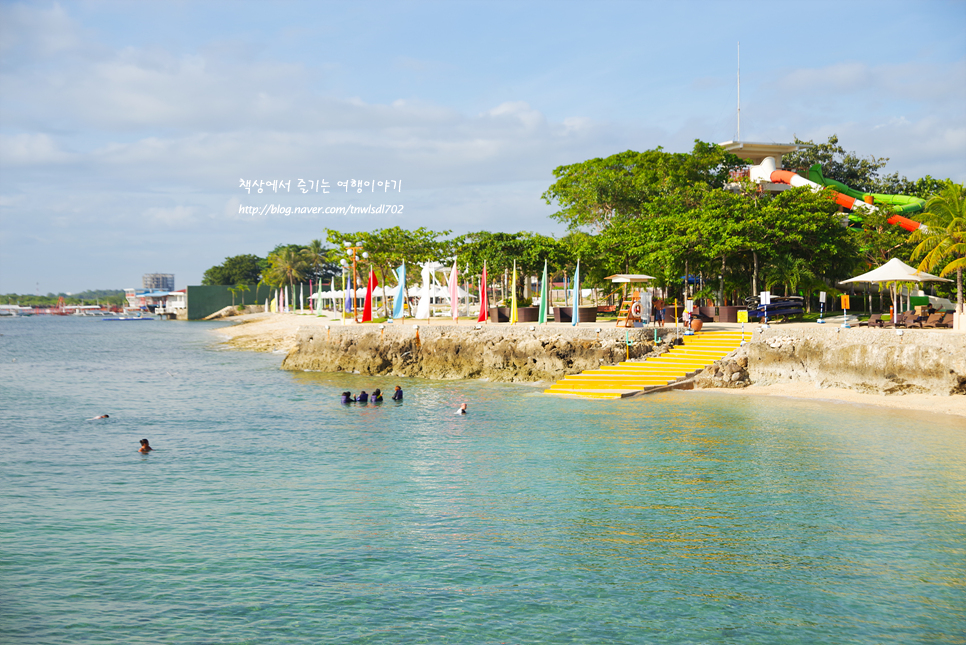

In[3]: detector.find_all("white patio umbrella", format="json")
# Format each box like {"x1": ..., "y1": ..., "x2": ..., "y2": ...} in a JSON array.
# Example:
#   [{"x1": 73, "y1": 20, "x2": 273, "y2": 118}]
[{"x1": 840, "y1": 257, "x2": 952, "y2": 315}]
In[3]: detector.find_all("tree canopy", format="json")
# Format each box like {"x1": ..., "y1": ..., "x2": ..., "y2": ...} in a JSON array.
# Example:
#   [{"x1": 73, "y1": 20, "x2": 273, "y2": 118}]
[{"x1": 202, "y1": 254, "x2": 264, "y2": 286}]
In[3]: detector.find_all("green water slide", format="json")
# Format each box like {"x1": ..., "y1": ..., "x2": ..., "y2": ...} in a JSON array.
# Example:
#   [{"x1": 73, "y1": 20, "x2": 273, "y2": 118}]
[{"x1": 807, "y1": 164, "x2": 925, "y2": 215}]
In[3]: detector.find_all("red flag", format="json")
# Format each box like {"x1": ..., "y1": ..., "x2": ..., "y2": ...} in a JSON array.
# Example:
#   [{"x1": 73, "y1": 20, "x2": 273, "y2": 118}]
[
  {"x1": 362, "y1": 268, "x2": 378, "y2": 322},
  {"x1": 476, "y1": 262, "x2": 488, "y2": 323}
]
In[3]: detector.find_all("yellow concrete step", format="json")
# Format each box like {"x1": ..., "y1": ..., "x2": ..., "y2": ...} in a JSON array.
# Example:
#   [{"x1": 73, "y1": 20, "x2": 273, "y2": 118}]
[{"x1": 550, "y1": 374, "x2": 685, "y2": 389}]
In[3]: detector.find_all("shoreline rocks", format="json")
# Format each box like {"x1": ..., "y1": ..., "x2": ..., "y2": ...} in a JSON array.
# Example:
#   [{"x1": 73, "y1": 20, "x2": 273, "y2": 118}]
[
  {"x1": 694, "y1": 327, "x2": 966, "y2": 397},
  {"x1": 279, "y1": 325, "x2": 669, "y2": 382}
]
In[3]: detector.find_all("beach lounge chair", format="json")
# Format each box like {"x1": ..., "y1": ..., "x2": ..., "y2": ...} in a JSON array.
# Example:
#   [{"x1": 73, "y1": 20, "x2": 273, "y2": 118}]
[
  {"x1": 935, "y1": 312, "x2": 954, "y2": 328},
  {"x1": 858, "y1": 314, "x2": 883, "y2": 327},
  {"x1": 883, "y1": 312, "x2": 916, "y2": 328},
  {"x1": 920, "y1": 312, "x2": 945, "y2": 328}
]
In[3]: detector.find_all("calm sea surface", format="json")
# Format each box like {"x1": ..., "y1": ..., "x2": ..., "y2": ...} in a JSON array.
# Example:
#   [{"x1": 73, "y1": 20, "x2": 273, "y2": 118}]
[{"x1": 1, "y1": 316, "x2": 964, "y2": 644}]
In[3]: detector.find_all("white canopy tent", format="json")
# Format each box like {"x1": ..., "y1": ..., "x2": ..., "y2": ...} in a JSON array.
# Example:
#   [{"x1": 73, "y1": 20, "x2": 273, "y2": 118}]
[
  {"x1": 605, "y1": 274, "x2": 656, "y2": 283},
  {"x1": 840, "y1": 257, "x2": 952, "y2": 314}
]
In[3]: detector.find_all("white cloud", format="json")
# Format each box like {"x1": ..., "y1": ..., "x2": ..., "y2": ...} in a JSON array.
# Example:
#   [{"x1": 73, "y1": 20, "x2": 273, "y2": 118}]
[
  {"x1": 0, "y1": 133, "x2": 74, "y2": 165},
  {"x1": 142, "y1": 205, "x2": 197, "y2": 227}
]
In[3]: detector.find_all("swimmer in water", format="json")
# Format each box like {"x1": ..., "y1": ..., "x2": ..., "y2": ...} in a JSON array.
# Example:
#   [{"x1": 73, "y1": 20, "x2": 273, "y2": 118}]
[
  {"x1": 341, "y1": 391, "x2": 355, "y2": 404},
  {"x1": 89, "y1": 414, "x2": 109, "y2": 420},
  {"x1": 391, "y1": 385, "x2": 403, "y2": 401},
  {"x1": 371, "y1": 388, "x2": 383, "y2": 402},
  {"x1": 455, "y1": 403, "x2": 467, "y2": 415},
  {"x1": 357, "y1": 390, "x2": 369, "y2": 403},
  {"x1": 138, "y1": 439, "x2": 152, "y2": 453}
]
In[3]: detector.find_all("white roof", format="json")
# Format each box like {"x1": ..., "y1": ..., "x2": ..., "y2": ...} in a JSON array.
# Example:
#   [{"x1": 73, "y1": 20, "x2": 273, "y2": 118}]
[
  {"x1": 605, "y1": 274, "x2": 655, "y2": 283},
  {"x1": 840, "y1": 257, "x2": 952, "y2": 284}
]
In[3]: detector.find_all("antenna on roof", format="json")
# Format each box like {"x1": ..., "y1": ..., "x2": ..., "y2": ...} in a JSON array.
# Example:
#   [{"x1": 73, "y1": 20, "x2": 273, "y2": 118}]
[{"x1": 736, "y1": 42, "x2": 740, "y2": 141}]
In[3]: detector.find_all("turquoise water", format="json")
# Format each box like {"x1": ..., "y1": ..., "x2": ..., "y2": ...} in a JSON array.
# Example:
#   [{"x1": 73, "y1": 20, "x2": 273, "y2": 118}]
[{"x1": 1, "y1": 317, "x2": 964, "y2": 644}]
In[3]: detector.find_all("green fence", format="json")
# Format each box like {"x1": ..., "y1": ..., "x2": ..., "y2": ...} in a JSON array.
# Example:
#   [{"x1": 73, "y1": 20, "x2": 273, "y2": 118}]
[
  {"x1": 186, "y1": 284, "x2": 319, "y2": 319},
  {"x1": 186, "y1": 285, "x2": 264, "y2": 320}
]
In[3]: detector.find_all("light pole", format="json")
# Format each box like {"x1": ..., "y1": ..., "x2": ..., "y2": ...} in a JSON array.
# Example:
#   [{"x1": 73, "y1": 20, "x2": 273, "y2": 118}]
[{"x1": 340, "y1": 241, "x2": 367, "y2": 323}]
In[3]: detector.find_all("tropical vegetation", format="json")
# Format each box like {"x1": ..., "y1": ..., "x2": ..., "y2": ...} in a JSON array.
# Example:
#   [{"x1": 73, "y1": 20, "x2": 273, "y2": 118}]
[{"x1": 195, "y1": 137, "x2": 961, "y2": 313}]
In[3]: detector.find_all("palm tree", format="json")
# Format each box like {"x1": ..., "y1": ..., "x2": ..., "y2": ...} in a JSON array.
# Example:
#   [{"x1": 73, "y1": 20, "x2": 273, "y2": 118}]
[
  {"x1": 266, "y1": 248, "x2": 309, "y2": 309},
  {"x1": 233, "y1": 283, "x2": 250, "y2": 308},
  {"x1": 910, "y1": 183, "x2": 966, "y2": 314},
  {"x1": 303, "y1": 239, "x2": 328, "y2": 279},
  {"x1": 763, "y1": 253, "x2": 811, "y2": 298}
]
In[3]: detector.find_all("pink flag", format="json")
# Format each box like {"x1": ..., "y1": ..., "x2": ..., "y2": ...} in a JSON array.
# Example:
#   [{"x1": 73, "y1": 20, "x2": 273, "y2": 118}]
[
  {"x1": 449, "y1": 260, "x2": 459, "y2": 321},
  {"x1": 476, "y1": 262, "x2": 488, "y2": 323}
]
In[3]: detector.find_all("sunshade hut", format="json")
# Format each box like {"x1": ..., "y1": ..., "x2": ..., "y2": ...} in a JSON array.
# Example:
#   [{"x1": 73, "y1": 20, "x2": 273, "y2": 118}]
[{"x1": 840, "y1": 257, "x2": 952, "y2": 315}]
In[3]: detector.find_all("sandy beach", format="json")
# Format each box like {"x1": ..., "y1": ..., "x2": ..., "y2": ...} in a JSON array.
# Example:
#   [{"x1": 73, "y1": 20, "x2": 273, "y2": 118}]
[
  {"x1": 214, "y1": 312, "x2": 966, "y2": 419},
  {"x1": 694, "y1": 382, "x2": 966, "y2": 419}
]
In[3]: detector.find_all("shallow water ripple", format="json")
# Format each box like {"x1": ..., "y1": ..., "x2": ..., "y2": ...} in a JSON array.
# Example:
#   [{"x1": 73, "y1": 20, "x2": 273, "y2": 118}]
[{"x1": 1, "y1": 317, "x2": 964, "y2": 643}]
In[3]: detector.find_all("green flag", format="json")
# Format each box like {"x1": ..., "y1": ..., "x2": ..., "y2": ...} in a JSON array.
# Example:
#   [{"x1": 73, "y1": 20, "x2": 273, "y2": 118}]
[{"x1": 538, "y1": 260, "x2": 548, "y2": 324}]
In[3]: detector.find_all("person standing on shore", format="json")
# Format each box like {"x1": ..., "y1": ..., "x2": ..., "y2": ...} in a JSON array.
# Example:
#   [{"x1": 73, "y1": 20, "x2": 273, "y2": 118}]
[{"x1": 392, "y1": 386, "x2": 403, "y2": 401}]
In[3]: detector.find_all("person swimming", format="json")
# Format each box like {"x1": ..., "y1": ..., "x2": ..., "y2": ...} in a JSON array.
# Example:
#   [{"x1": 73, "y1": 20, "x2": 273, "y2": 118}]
[
  {"x1": 89, "y1": 414, "x2": 109, "y2": 420},
  {"x1": 138, "y1": 439, "x2": 152, "y2": 453},
  {"x1": 371, "y1": 388, "x2": 383, "y2": 402},
  {"x1": 357, "y1": 390, "x2": 369, "y2": 403},
  {"x1": 391, "y1": 385, "x2": 403, "y2": 401},
  {"x1": 455, "y1": 403, "x2": 467, "y2": 415},
  {"x1": 341, "y1": 391, "x2": 355, "y2": 404}
]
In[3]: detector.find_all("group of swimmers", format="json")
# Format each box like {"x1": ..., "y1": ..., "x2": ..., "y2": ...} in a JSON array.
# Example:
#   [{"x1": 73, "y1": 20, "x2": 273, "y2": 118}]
[
  {"x1": 340, "y1": 386, "x2": 468, "y2": 415},
  {"x1": 341, "y1": 385, "x2": 403, "y2": 404}
]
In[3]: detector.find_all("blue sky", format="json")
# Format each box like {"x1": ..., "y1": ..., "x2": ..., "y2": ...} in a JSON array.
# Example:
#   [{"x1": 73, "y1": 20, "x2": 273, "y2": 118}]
[{"x1": 1, "y1": 0, "x2": 964, "y2": 293}]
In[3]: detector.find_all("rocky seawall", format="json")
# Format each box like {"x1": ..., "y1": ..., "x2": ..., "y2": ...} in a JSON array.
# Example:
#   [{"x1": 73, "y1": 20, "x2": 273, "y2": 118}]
[
  {"x1": 694, "y1": 326, "x2": 966, "y2": 397},
  {"x1": 279, "y1": 325, "x2": 667, "y2": 382}
]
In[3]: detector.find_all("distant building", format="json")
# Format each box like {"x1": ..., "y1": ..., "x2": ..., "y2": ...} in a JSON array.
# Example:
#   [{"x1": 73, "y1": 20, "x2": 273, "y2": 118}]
[{"x1": 143, "y1": 273, "x2": 175, "y2": 291}]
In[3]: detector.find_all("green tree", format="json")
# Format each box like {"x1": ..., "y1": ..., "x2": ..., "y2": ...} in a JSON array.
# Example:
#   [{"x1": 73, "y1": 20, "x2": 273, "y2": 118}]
[
  {"x1": 264, "y1": 247, "x2": 308, "y2": 303},
  {"x1": 202, "y1": 254, "x2": 263, "y2": 285},
  {"x1": 781, "y1": 135, "x2": 892, "y2": 193},
  {"x1": 325, "y1": 227, "x2": 451, "y2": 317},
  {"x1": 228, "y1": 283, "x2": 250, "y2": 307},
  {"x1": 302, "y1": 239, "x2": 340, "y2": 283},
  {"x1": 542, "y1": 141, "x2": 745, "y2": 231},
  {"x1": 910, "y1": 183, "x2": 966, "y2": 314}
]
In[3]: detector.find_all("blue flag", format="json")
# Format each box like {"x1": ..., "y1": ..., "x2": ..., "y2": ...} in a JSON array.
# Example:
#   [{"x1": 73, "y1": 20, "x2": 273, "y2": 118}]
[
  {"x1": 392, "y1": 263, "x2": 406, "y2": 318},
  {"x1": 344, "y1": 272, "x2": 353, "y2": 313}
]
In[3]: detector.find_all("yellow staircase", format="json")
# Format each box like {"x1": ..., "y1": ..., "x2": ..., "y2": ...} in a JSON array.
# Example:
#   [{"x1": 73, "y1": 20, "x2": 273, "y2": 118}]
[{"x1": 544, "y1": 330, "x2": 744, "y2": 399}]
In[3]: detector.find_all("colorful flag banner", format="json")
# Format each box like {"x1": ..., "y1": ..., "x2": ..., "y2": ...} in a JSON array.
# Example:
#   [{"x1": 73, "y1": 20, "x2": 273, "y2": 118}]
[
  {"x1": 538, "y1": 260, "x2": 548, "y2": 324},
  {"x1": 362, "y1": 268, "x2": 377, "y2": 322},
  {"x1": 510, "y1": 260, "x2": 518, "y2": 324},
  {"x1": 344, "y1": 273, "x2": 353, "y2": 313},
  {"x1": 449, "y1": 260, "x2": 459, "y2": 321},
  {"x1": 414, "y1": 262, "x2": 431, "y2": 320},
  {"x1": 572, "y1": 259, "x2": 581, "y2": 326},
  {"x1": 392, "y1": 263, "x2": 407, "y2": 319},
  {"x1": 477, "y1": 262, "x2": 488, "y2": 323}
]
